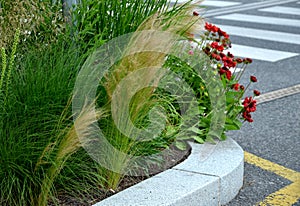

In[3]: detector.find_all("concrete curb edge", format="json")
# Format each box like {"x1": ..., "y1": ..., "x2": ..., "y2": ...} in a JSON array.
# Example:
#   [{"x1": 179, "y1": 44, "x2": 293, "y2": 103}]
[{"x1": 93, "y1": 138, "x2": 244, "y2": 206}]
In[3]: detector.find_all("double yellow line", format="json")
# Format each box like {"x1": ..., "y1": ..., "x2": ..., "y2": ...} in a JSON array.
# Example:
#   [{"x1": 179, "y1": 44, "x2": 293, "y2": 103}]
[{"x1": 244, "y1": 152, "x2": 300, "y2": 206}]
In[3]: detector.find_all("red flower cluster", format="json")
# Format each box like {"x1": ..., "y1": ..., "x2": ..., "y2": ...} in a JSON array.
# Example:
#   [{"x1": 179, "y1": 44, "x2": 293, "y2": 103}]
[
  {"x1": 201, "y1": 21, "x2": 260, "y2": 123},
  {"x1": 205, "y1": 22, "x2": 229, "y2": 38},
  {"x1": 210, "y1": 42, "x2": 224, "y2": 52},
  {"x1": 202, "y1": 23, "x2": 252, "y2": 81},
  {"x1": 242, "y1": 97, "x2": 257, "y2": 122}
]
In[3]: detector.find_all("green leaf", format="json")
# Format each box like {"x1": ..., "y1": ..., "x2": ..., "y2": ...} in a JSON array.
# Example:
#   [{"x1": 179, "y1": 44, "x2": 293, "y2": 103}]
[
  {"x1": 192, "y1": 136, "x2": 204, "y2": 144},
  {"x1": 175, "y1": 141, "x2": 187, "y2": 150},
  {"x1": 187, "y1": 127, "x2": 204, "y2": 135},
  {"x1": 224, "y1": 124, "x2": 240, "y2": 130}
]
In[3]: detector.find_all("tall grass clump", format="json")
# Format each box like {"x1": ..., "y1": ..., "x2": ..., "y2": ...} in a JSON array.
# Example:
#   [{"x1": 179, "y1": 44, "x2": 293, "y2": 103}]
[
  {"x1": 73, "y1": 0, "x2": 172, "y2": 50},
  {"x1": 0, "y1": 37, "x2": 105, "y2": 205}
]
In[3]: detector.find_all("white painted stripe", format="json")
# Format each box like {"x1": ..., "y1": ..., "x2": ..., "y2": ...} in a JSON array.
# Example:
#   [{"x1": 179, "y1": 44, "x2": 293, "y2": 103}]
[
  {"x1": 215, "y1": 13, "x2": 300, "y2": 27},
  {"x1": 205, "y1": 0, "x2": 298, "y2": 17},
  {"x1": 172, "y1": 0, "x2": 197, "y2": 3},
  {"x1": 259, "y1": 6, "x2": 300, "y2": 16},
  {"x1": 217, "y1": 25, "x2": 300, "y2": 45},
  {"x1": 201, "y1": 1, "x2": 241, "y2": 7},
  {"x1": 227, "y1": 44, "x2": 298, "y2": 62},
  {"x1": 171, "y1": 0, "x2": 240, "y2": 7}
]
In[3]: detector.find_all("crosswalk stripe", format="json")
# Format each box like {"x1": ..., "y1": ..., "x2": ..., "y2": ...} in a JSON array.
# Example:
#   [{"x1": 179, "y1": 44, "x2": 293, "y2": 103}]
[
  {"x1": 259, "y1": 6, "x2": 300, "y2": 16},
  {"x1": 214, "y1": 13, "x2": 300, "y2": 27},
  {"x1": 171, "y1": 0, "x2": 241, "y2": 7},
  {"x1": 194, "y1": 39, "x2": 299, "y2": 62},
  {"x1": 216, "y1": 25, "x2": 300, "y2": 45},
  {"x1": 227, "y1": 44, "x2": 298, "y2": 62},
  {"x1": 199, "y1": 0, "x2": 241, "y2": 7}
]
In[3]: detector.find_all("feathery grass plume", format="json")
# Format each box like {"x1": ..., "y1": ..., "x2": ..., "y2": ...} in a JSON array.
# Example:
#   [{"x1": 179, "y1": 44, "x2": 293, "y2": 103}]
[
  {"x1": 94, "y1": 0, "x2": 205, "y2": 189},
  {"x1": 5, "y1": 29, "x2": 20, "y2": 97},
  {"x1": 104, "y1": 0, "x2": 204, "y2": 100},
  {"x1": 0, "y1": 28, "x2": 19, "y2": 98},
  {"x1": 0, "y1": 47, "x2": 7, "y2": 92},
  {"x1": 37, "y1": 98, "x2": 108, "y2": 206},
  {"x1": 103, "y1": 0, "x2": 205, "y2": 133}
]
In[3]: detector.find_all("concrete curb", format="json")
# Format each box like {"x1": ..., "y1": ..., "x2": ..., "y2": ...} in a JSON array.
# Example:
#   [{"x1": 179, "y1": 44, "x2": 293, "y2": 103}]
[{"x1": 93, "y1": 138, "x2": 244, "y2": 206}]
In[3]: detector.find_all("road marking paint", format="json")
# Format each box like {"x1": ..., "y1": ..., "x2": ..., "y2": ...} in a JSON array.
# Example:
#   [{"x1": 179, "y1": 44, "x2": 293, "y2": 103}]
[
  {"x1": 173, "y1": 0, "x2": 241, "y2": 7},
  {"x1": 255, "y1": 84, "x2": 300, "y2": 104},
  {"x1": 214, "y1": 13, "x2": 300, "y2": 27},
  {"x1": 204, "y1": 0, "x2": 299, "y2": 17},
  {"x1": 194, "y1": 38, "x2": 299, "y2": 62},
  {"x1": 216, "y1": 24, "x2": 300, "y2": 45},
  {"x1": 244, "y1": 152, "x2": 300, "y2": 182},
  {"x1": 257, "y1": 181, "x2": 300, "y2": 206},
  {"x1": 227, "y1": 44, "x2": 298, "y2": 62},
  {"x1": 245, "y1": 152, "x2": 300, "y2": 205},
  {"x1": 259, "y1": 6, "x2": 300, "y2": 16},
  {"x1": 200, "y1": 0, "x2": 241, "y2": 7}
]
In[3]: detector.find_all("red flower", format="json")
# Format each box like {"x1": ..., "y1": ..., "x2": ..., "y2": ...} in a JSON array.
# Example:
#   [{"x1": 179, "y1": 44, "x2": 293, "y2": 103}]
[
  {"x1": 220, "y1": 52, "x2": 226, "y2": 58},
  {"x1": 193, "y1": 11, "x2": 199, "y2": 16},
  {"x1": 243, "y1": 97, "x2": 257, "y2": 113},
  {"x1": 219, "y1": 67, "x2": 232, "y2": 80},
  {"x1": 235, "y1": 58, "x2": 243, "y2": 63},
  {"x1": 222, "y1": 56, "x2": 236, "y2": 68},
  {"x1": 226, "y1": 70, "x2": 232, "y2": 80},
  {"x1": 210, "y1": 42, "x2": 224, "y2": 52},
  {"x1": 243, "y1": 58, "x2": 253, "y2": 64},
  {"x1": 239, "y1": 85, "x2": 245, "y2": 90},
  {"x1": 227, "y1": 52, "x2": 234, "y2": 58},
  {"x1": 254, "y1": 90, "x2": 260, "y2": 96},
  {"x1": 250, "y1": 75, "x2": 257, "y2": 82},
  {"x1": 242, "y1": 96, "x2": 257, "y2": 122},
  {"x1": 242, "y1": 111, "x2": 253, "y2": 122},
  {"x1": 205, "y1": 22, "x2": 219, "y2": 33},
  {"x1": 218, "y1": 28, "x2": 229, "y2": 39},
  {"x1": 211, "y1": 53, "x2": 221, "y2": 61},
  {"x1": 232, "y1": 83, "x2": 240, "y2": 91}
]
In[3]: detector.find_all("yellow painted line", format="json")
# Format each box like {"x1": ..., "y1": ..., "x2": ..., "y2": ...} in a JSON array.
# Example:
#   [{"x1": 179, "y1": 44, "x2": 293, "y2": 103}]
[
  {"x1": 244, "y1": 152, "x2": 300, "y2": 182},
  {"x1": 257, "y1": 181, "x2": 300, "y2": 206},
  {"x1": 244, "y1": 152, "x2": 300, "y2": 206}
]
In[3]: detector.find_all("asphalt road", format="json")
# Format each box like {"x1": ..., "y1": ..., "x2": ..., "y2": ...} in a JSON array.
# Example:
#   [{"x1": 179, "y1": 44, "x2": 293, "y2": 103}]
[{"x1": 198, "y1": 0, "x2": 300, "y2": 205}]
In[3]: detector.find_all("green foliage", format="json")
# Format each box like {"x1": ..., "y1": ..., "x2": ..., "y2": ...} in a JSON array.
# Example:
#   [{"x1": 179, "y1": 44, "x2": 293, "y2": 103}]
[
  {"x1": 0, "y1": 38, "x2": 97, "y2": 205},
  {"x1": 72, "y1": 0, "x2": 170, "y2": 50}
]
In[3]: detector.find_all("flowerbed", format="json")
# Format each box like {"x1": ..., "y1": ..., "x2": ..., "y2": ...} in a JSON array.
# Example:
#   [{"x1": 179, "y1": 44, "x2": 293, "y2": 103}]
[{"x1": 0, "y1": 0, "x2": 259, "y2": 205}]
